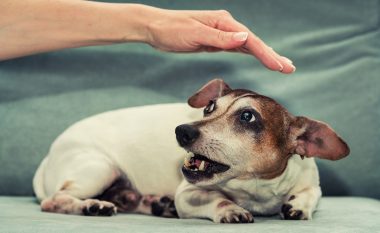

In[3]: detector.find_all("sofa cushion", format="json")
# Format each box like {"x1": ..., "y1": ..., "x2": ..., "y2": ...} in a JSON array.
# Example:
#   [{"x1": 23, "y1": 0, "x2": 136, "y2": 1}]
[
  {"x1": 0, "y1": 0, "x2": 379, "y2": 199},
  {"x1": 0, "y1": 197, "x2": 379, "y2": 233}
]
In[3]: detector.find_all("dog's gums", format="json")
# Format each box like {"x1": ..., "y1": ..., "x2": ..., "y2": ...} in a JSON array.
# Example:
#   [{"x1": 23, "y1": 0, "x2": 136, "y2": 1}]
[{"x1": 182, "y1": 153, "x2": 230, "y2": 182}]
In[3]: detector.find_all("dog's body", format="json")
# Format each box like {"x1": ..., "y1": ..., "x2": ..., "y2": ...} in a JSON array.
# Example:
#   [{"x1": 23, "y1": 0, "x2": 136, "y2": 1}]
[
  {"x1": 34, "y1": 104, "x2": 197, "y2": 217},
  {"x1": 34, "y1": 79, "x2": 349, "y2": 223}
]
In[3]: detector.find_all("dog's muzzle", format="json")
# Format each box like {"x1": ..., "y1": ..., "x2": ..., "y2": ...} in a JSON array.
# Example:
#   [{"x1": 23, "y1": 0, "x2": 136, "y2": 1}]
[
  {"x1": 175, "y1": 124, "x2": 200, "y2": 147},
  {"x1": 175, "y1": 124, "x2": 230, "y2": 183}
]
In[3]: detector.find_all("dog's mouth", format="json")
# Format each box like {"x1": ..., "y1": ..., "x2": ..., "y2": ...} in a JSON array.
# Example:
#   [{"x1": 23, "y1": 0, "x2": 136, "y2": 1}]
[{"x1": 182, "y1": 153, "x2": 230, "y2": 182}]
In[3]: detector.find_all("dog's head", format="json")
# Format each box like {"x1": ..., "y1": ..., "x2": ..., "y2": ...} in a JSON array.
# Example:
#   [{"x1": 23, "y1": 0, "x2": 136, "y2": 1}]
[{"x1": 175, "y1": 79, "x2": 349, "y2": 186}]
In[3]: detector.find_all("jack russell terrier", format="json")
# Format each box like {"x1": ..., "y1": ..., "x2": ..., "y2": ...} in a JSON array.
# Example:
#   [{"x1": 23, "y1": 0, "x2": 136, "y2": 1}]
[{"x1": 33, "y1": 79, "x2": 349, "y2": 223}]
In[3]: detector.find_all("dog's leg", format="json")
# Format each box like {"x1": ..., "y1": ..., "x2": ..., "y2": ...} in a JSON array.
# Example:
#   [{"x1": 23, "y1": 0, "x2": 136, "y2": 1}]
[
  {"x1": 96, "y1": 177, "x2": 178, "y2": 217},
  {"x1": 41, "y1": 191, "x2": 117, "y2": 216},
  {"x1": 40, "y1": 155, "x2": 120, "y2": 216},
  {"x1": 175, "y1": 182, "x2": 254, "y2": 223},
  {"x1": 135, "y1": 194, "x2": 178, "y2": 217},
  {"x1": 281, "y1": 186, "x2": 322, "y2": 220}
]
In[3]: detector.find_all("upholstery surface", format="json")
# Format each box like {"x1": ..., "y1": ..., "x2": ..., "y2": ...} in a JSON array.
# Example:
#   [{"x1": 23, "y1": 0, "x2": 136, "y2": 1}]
[
  {"x1": 1, "y1": 0, "x2": 379, "y2": 232},
  {"x1": 0, "y1": 0, "x2": 379, "y2": 216},
  {"x1": 1, "y1": 197, "x2": 379, "y2": 233}
]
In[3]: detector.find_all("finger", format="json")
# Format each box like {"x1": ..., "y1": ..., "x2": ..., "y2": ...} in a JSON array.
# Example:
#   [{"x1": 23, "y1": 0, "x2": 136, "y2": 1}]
[
  {"x1": 197, "y1": 15, "x2": 295, "y2": 73},
  {"x1": 218, "y1": 19, "x2": 294, "y2": 73},
  {"x1": 267, "y1": 47, "x2": 296, "y2": 74},
  {"x1": 197, "y1": 26, "x2": 249, "y2": 50},
  {"x1": 276, "y1": 55, "x2": 296, "y2": 74},
  {"x1": 204, "y1": 46, "x2": 223, "y2": 53},
  {"x1": 242, "y1": 33, "x2": 284, "y2": 71}
]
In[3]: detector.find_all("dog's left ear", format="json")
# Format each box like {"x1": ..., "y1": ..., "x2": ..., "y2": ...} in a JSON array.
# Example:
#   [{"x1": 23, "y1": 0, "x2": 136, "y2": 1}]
[
  {"x1": 289, "y1": 116, "x2": 350, "y2": 160},
  {"x1": 188, "y1": 79, "x2": 232, "y2": 108}
]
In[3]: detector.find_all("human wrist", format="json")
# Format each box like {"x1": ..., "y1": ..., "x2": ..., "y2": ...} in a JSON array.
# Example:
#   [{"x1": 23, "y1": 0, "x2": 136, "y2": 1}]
[
  {"x1": 108, "y1": 3, "x2": 154, "y2": 43},
  {"x1": 79, "y1": 2, "x2": 150, "y2": 44},
  {"x1": 116, "y1": 4, "x2": 169, "y2": 45}
]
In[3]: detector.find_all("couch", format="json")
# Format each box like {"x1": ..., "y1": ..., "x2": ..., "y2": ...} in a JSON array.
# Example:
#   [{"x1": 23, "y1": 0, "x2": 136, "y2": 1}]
[{"x1": 1, "y1": 0, "x2": 379, "y2": 232}]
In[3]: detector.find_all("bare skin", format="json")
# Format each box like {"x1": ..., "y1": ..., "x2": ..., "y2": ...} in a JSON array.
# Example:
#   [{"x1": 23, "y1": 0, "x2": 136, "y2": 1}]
[{"x1": 0, "y1": 0, "x2": 295, "y2": 73}]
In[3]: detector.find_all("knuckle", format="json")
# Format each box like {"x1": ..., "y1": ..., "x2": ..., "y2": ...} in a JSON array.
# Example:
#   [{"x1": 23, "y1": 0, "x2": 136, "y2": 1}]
[
  {"x1": 217, "y1": 30, "x2": 225, "y2": 41},
  {"x1": 217, "y1": 9, "x2": 232, "y2": 17}
]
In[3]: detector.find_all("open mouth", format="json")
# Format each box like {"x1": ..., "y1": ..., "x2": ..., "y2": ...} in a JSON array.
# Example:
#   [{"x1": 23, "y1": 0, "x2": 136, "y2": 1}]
[{"x1": 182, "y1": 153, "x2": 230, "y2": 182}]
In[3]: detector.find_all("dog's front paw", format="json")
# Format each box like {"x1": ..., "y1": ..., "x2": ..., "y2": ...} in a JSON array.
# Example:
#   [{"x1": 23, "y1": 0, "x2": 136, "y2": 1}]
[
  {"x1": 281, "y1": 202, "x2": 311, "y2": 220},
  {"x1": 281, "y1": 194, "x2": 313, "y2": 220},
  {"x1": 214, "y1": 205, "x2": 254, "y2": 224},
  {"x1": 151, "y1": 196, "x2": 178, "y2": 218},
  {"x1": 82, "y1": 199, "x2": 117, "y2": 216}
]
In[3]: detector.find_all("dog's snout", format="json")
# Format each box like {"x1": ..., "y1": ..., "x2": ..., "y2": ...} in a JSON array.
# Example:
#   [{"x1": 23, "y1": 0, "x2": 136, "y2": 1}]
[{"x1": 175, "y1": 124, "x2": 200, "y2": 147}]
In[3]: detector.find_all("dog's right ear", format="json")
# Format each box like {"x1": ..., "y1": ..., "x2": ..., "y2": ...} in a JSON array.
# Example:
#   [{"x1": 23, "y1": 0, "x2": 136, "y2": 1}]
[
  {"x1": 188, "y1": 79, "x2": 232, "y2": 108},
  {"x1": 289, "y1": 116, "x2": 350, "y2": 160}
]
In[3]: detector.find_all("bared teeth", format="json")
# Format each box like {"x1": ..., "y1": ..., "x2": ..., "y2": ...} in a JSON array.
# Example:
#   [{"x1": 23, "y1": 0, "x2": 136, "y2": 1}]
[
  {"x1": 183, "y1": 153, "x2": 211, "y2": 172},
  {"x1": 184, "y1": 157, "x2": 191, "y2": 168},
  {"x1": 199, "y1": 161, "x2": 205, "y2": 171}
]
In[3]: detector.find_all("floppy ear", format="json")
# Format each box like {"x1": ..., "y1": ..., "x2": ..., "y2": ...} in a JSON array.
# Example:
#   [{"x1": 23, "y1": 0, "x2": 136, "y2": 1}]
[
  {"x1": 289, "y1": 116, "x2": 350, "y2": 160},
  {"x1": 188, "y1": 79, "x2": 232, "y2": 108}
]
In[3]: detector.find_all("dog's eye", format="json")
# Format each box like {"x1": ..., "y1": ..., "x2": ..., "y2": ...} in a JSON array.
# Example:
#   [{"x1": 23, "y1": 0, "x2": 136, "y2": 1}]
[
  {"x1": 240, "y1": 111, "x2": 255, "y2": 123},
  {"x1": 204, "y1": 100, "x2": 216, "y2": 115}
]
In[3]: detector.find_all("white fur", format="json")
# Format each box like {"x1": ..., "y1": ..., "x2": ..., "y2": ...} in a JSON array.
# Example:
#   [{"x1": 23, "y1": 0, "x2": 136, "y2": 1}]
[
  {"x1": 33, "y1": 103, "x2": 321, "y2": 221},
  {"x1": 175, "y1": 155, "x2": 321, "y2": 221}
]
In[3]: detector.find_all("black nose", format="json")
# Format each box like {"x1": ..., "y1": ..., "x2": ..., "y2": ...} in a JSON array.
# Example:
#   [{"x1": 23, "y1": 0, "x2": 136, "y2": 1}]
[{"x1": 175, "y1": 124, "x2": 200, "y2": 147}]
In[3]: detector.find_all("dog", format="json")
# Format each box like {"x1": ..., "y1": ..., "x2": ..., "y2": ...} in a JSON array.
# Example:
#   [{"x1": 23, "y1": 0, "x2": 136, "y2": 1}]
[{"x1": 33, "y1": 79, "x2": 349, "y2": 223}]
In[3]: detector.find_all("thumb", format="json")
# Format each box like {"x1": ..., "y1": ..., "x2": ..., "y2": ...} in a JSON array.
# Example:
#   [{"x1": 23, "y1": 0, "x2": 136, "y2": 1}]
[{"x1": 199, "y1": 27, "x2": 248, "y2": 50}]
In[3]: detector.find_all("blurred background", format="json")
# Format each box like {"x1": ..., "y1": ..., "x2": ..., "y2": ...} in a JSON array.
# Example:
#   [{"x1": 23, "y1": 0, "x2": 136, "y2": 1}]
[{"x1": 0, "y1": 0, "x2": 379, "y2": 199}]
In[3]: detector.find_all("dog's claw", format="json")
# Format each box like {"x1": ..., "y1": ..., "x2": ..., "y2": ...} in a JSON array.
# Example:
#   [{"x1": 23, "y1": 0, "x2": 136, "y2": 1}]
[
  {"x1": 150, "y1": 196, "x2": 178, "y2": 218},
  {"x1": 82, "y1": 200, "x2": 117, "y2": 216},
  {"x1": 216, "y1": 207, "x2": 254, "y2": 224},
  {"x1": 281, "y1": 203, "x2": 305, "y2": 220}
]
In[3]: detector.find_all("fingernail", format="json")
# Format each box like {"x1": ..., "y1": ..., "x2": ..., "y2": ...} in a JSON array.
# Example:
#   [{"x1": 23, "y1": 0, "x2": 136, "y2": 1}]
[
  {"x1": 233, "y1": 32, "x2": 248, "y2": 42},
  {"x1": 282, "y1": 56, "x2": 293, "y2": 65},
  {"x1": 280, "y1": 57, "x2": 296, "y2": 73},
  {"x1": 278, "y1": 62, "x2": 284, "y2": 72}
]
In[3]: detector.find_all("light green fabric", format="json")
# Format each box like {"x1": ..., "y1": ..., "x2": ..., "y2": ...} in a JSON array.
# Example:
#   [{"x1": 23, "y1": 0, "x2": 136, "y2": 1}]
[
  {"x1": 1, "y1": 197, "x2": 379, "y2": 233},
  {"x1": 0, "y1": 1, "x2": 379, "y2": 232},
  {"x1": 0, "y1": 0, "x2": 379, "y2": 199}
]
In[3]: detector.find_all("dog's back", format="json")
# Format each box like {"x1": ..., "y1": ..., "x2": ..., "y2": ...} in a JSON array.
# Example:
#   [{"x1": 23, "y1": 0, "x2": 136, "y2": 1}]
[{"x1": 33, "y1": 103, "x2": 201, "y2": 216}]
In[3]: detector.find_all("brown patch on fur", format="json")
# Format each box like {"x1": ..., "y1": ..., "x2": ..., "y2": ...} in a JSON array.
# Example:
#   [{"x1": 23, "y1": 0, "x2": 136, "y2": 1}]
[
  {"x1": 96, "y1": 177, "x2": 141, "y2": 212},
  {"x1": 228, "y1": 89, "x2": 257, "y2": 98},
  {"x1": 188, "y1": 92, "x2": 295, "y2": 180},
  {"x1": 243, "y1": 95, "x2": 294, "y2": 179},
  {"x1": 188, "y1": 79, "x2": 232, "y2": 108},
  {"x1": 59, "y1": 180, "x2": 74, "y2": 191},
  {"x1": 290, "y1": 116, "x2": 350, "y2": 160},
  {"x1": 217, "y1": 200, "x2": 232, "y2": 208},
  {"x1": 182, "y1": 81, "x2": 349, "y2": 184},
  {"x1": 142, "y1": 194, "x2": 156, "y2": 206}
]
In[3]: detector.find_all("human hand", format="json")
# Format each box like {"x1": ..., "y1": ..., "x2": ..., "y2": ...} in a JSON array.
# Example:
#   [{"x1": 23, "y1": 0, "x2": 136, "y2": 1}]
[
  {"x1": 144, "y1": 8, "x2": 295, "y2": 73},
  {"x1": 0, "y1": 0, "x2": 295, "y2": 72}
]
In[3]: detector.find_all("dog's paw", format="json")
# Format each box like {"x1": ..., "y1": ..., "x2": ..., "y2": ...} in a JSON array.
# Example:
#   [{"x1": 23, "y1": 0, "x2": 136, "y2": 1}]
[
  {"x1": 82, "y1": 199, "x2": 117, "y2": 216},
  {"x1": 214, "y1": 205, "x2": 254, "y2": 224},
  {"x1": 151, "y1": 196, "x2": 178, "y2": 218},
  {"x1": 281, "y1": 194, "x2": 314, "y2": 220},
  {"x1": 281, "y1": 203, "x2": 308, "y2": 220}
]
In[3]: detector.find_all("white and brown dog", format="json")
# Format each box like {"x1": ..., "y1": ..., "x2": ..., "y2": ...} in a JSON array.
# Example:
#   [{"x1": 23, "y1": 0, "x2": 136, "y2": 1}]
[{"x1": 33, "y1": 79, "x2": 349, "y2": 223}]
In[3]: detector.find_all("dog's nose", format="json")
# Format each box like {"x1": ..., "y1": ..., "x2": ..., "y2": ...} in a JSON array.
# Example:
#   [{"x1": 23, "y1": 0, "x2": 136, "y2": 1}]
[{"x1": 175, "y1": 124, "x2": 200, "y2": 147}]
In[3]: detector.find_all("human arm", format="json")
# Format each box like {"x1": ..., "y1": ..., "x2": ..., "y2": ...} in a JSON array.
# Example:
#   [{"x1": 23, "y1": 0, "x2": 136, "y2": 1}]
[{"x1": 0, "y1": 0, "x2": 295, "y2": 73}]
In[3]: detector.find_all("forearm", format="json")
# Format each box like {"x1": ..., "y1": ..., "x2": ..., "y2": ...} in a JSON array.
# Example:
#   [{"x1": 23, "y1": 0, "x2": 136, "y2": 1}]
[
  {"x1": 0, "y1": 0, "x2": 150, "y2": 60},
  {"x1": 0, "y1": 1, "x2": 295, "y2": 73}
]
